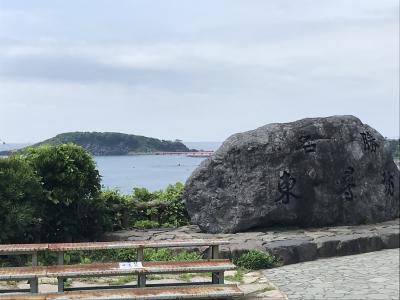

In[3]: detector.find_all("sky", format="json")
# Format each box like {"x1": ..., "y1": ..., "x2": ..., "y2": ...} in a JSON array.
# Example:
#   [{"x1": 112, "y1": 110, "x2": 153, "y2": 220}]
[{"x1": 0, "y1": 0, "x2": 399, "y2": 143}]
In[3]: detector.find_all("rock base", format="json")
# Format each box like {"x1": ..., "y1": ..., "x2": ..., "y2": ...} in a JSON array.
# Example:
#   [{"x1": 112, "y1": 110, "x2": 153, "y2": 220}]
[{"x1": 104, "y1": 219, "x2": 399, "y2": 265}]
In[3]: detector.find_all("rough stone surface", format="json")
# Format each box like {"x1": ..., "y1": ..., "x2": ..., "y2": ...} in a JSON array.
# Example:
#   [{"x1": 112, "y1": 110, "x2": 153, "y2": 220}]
[
  {"x1": 103, "y1": 219, "x2": 399, "y2": 265},
  {"x1": 184, "y1": 115, "x2": 399, "y2": 233},
  {"x1": 263, "y1": 249, "x2": 400, "y2": 300}
]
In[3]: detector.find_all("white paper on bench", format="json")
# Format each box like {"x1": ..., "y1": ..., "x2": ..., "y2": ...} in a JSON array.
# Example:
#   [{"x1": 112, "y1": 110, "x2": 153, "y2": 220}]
[{"x1": 119, "y1": 262, "x2": 143, "y2": 269}]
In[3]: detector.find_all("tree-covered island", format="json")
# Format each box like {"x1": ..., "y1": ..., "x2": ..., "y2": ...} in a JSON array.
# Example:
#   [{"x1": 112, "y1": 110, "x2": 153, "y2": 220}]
[{"x1": 2, "y1": 132, "x2": 191, "y2": 156}]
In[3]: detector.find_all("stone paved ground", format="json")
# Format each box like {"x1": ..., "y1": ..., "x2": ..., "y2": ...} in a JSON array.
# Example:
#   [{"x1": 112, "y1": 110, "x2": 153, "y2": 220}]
[
  {"x1": 263, "y1": 249, "x2": 399, "y2": 300},
  {"x1": 105, "y1": 219, "x2": 400, "y2": 265}
]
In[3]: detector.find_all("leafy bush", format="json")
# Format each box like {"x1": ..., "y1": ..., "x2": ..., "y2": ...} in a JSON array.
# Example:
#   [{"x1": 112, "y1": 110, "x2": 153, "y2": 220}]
[
  {"x1": 34, "y1": 248, "x2": 201, "y2": 267},
  {"x1": 133, "y1": 187, "x2": 155, "y2": 202},
  {"x1": 23, "y1": 144, "x2": 105, "y2": 242},
  {"x1": 133, "y1": 220, "x2": 160, "y2": 229},
  {"x1": 174, "y1": 250, "x2": 203, "y2": 261},
  {"x1": 132, "y1": 183, "x2": 189, "y2": 228},
  {"x1": 234, "y1": 250, "x2": 281, "y2": 270},
  {"x1": 153, "y1": 183, "x2": 189, "y2": 227},
  {"x1": 100, "y1": 190, "x2": 133, "y2": 231},
  {"x1": 144, "y1": 249, "x2": 173, "y2": 261},
  {"x1": 103, "y1": 183, "x2": 189, "y2": 230},
  {"x1": 0, "y1": 156, "x2": 44, "y2": 243}
]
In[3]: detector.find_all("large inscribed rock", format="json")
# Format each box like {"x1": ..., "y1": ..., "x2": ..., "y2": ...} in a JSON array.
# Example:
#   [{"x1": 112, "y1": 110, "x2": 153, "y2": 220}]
[{"x1": 184, "y1": 116, "x2": 399, "y2": 233}]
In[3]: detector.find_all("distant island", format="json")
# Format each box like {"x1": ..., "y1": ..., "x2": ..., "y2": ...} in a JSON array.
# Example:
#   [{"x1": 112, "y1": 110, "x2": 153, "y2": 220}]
[{"x1": 1, "y1": 132, "x2": 191, "y2": 156}]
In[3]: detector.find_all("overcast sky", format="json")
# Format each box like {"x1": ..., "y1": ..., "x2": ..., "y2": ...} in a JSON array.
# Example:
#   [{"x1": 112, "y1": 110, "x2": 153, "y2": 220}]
[{"x1": 0, "y1": 0, "x2": 398, "y2": 143}]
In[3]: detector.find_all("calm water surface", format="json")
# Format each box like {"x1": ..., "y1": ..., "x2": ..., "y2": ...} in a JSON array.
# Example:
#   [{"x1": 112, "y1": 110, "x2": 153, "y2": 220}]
[{"x1": 95, "y1": 155, "x2": 206, "y2": 194}]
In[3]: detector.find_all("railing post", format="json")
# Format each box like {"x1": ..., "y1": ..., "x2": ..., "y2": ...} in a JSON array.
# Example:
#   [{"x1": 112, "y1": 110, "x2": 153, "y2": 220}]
[
  {"x1": 57, "y1": 251, "x2": 64, "y2": 292},
  {"x1": 30, "y1": 252, "x2": 39, "y2": 293},
  {"x1": 137, "y1": 247, "x2": 146, "y2": 288}
]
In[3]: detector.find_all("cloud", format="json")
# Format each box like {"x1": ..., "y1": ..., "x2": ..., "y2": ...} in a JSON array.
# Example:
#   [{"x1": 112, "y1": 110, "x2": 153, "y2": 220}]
[
  {"x1": 0, "y1": 18, "x2": 396, "y2": 88},
  {"x1": 0, "y1": 0, "x2": 398, "y2": 141}
]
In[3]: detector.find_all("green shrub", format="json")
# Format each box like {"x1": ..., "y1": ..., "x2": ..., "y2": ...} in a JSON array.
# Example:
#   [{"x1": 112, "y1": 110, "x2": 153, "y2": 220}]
[
  {"x1": 234, "y1": 250, "x2": 281, "y2": 270},
  {"x1": 102, "y1": 183, "x2": 189, "y2": 230},
  {"x1": 133, "y1": 187, "x2": 155, "y2": 202},
  {"x1": 174, "y1": 250, "x2": 203, "y2": 261},
  {"x1": 0, "y1": 156, "x2": 44, "y2": 243},
  {"x1": 133, "y1": 220, "x2": 160, "y2": 229},
  {"x1": 144, "y1": 249, "x2": 173, "y2": 261},
  {"x1": 101, "y1": 190, "x2": 133, "y2": 231},
  {"x1": 144, "y1": 249, "x2": 202, "y2": 262},
  {"x1": 154, "y1": 183, "x2": 189, "y2": 227},
  {"x1": 24, "y1": 144, "x2": 105, "y2": 242}
]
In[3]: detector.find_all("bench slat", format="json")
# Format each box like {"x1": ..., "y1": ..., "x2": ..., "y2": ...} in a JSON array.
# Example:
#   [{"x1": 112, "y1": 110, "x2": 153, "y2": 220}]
[
  {"x1": 0, "y1": 239, "x2": 227, "y2": 255},
  {"x1": 0, "y1": 266, "x2": 46, "y2": 280},
  {"x1": 46, "y1": 260, "x2": 235, "y2": 277},
  {"x1": 0, "y1": 284, "x2": 243, "y2": 299},
  {"x1": 48, "y1": 239, "x2": 228, "y2": 252},
  {"x1": 0, "y1": 260, "x2": 235, "y2": 280},
  {"x1": 0, "y1": 244, "x2": 48, "y2": 255}
]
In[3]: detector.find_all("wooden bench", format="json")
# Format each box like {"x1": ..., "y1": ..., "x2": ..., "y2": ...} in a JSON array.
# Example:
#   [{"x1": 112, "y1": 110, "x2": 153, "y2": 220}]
[
  {"x1": 0, "y1": 284, "x2": 243, "y2": 299},
  {"x1": 0, "y1": 244, "x2": 48, "y2": 293},
  {"x1": 0, "y1": 239, "x2": 243, "y2": 299},
  {"x1": 48, "y1": 239, "x2": 228, "y2": 292}
]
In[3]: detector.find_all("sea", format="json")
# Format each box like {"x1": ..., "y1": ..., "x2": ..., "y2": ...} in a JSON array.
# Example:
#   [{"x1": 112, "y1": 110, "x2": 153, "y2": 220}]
[{"x1": 0, "y1": 142, "x2": 221, "y2": 194}]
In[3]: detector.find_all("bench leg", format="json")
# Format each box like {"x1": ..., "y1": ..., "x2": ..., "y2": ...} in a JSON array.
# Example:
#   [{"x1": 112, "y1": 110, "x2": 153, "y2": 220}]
[
  {"x1": 209, "y1": 245, "x2": 221, "y2": 284},
  {"x1": 212, "y1": 271, "x2": 224, "y2": 284},
  {"x1": 137, "y1": 248, "x2": 144, "y2": 261},
  {"x1": 30, "y1": 252, "x2": 39, "y2": 293},
  {"x1": 57, "y1": 277, "x2": 64, "y2": 292},
  {"x1": 30, "y1": 278, "x2": 39, "y2": 293},
  {"x1": 137, "y1": 248, "x2": 145, "y2": 287},
  {"x1": 207, "y1": 245, "x2": 220, "y2": 259},
  {"x1": 138, "y1": 274, "x2": 146, "y2": 288},
  {"x1": 57, "y1": 252, "x2": 64, "y2": 292}
]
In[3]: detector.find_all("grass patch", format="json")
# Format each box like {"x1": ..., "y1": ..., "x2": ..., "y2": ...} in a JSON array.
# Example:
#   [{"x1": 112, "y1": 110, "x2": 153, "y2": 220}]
[
  {"x1": 107, "y1": 275, "x2": 136, "y2": 286},
  {"x1": 147, "y1": 274, "x2": 164, "y2": 280},
  {"x1": 5, "y1": 280, "x2": 18, "y2": 287},
  {"x1": 64, "y1": 279, "x2": 72, "y2": 288},
  {"x1": 178, "y1": 273, "x2": 196, "y2": 283},
  {"x1": 234, "y1": 250, "x2": 282, "y2": 270},
  {"x1": 178, "y1": 272, "x2": 212, "y2": 282}
]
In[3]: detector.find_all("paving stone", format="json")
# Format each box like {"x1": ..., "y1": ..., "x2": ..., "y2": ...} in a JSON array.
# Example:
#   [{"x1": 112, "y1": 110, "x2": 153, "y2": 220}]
[
  {"x1": 263, "y1": 249, "x2": 399, "y2": 300},
  {"x1": 380, "y1": 232, "x2": 400, "y2": 248},
  {"x1": 265, "y1": 239, "x2": 317, "y2": 264},
  {"x1": 369, "y1": 277, "x2": 388, "y2": 283},
  {"x1": 365, "y1": 294, "x2": 393, "y2": 300}
]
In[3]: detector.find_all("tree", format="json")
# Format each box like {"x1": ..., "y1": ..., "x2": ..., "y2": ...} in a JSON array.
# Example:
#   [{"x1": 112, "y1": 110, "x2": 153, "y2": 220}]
[
  {"x1": 25, "y1": 144, "x2": 105, "y2": 242},
  {"x1": 0, "y1": 156, "x2": 43, "y2": 243}
]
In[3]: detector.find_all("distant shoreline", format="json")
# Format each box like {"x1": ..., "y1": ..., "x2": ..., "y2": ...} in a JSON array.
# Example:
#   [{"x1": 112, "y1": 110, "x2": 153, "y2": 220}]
[{"x1": 0, "y1": 150, "x2": 215, "y2": 157}]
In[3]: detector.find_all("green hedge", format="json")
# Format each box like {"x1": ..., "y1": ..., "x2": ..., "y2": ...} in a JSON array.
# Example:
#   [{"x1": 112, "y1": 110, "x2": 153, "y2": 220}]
[
  {"x1": 101, "y1": 183, "x2": 189, "y2": 231},
  {"x1": 234, "y1": 250, "x2": 282, "y2": 269},
  {"x1": 0, "y1": 156, "x2": 43, "y2": 243}
]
